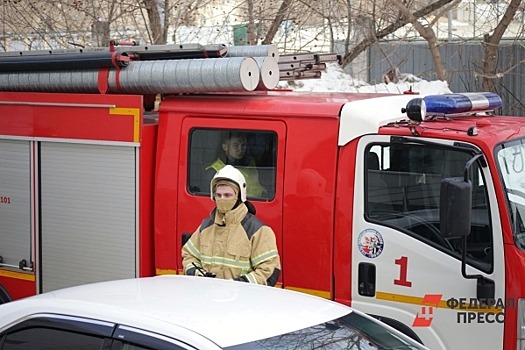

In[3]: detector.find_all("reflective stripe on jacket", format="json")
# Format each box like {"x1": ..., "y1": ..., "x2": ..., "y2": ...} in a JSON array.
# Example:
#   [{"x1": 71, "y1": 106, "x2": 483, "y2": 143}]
[{"x1": 182, "y1": 203, "x2": 281, "y2": 286}]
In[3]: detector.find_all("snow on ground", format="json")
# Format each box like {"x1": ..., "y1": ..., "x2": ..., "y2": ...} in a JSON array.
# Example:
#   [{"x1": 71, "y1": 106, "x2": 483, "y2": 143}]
[{"x1": 279, "y1": 62, "x2": 453, "y2": 96}]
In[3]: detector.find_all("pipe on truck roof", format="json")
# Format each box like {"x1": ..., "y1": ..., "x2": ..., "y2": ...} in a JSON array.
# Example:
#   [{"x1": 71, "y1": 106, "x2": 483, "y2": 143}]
[
  {"x1": 0, "y1": 57, "x2": 269, "y2": 94},
  {"x1": 0, "y1": 51, "x2": 130, "y2": 72}
]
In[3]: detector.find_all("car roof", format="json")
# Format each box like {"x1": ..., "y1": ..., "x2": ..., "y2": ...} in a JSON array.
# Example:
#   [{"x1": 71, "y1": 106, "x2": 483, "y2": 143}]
[{"x1": 0, "y1": 275, "x2": 353, "y2": 348}]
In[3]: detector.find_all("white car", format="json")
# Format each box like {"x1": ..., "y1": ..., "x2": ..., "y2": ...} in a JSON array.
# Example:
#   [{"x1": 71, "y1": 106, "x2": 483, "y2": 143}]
[{"x1": 0, "y1": 275, "x2": 428, "y2": 349}]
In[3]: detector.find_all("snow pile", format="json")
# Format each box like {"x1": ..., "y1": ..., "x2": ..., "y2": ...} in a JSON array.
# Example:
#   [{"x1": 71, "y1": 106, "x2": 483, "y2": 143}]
[{"x1": 279, "y1": 63, "x2": 453, "y2": 95}]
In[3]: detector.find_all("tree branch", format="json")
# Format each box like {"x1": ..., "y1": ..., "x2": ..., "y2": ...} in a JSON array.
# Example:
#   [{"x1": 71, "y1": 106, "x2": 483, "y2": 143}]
[
  {"x1": 262, "y1": 0, "x2": 294, "y2": 45},
  {"x1": 342, "y1": 0, "x2": 454, "y2": 65}
]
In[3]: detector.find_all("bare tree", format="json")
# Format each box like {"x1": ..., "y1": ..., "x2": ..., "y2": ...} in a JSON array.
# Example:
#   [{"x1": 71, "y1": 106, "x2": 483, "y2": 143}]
[
  {"x1": 142, "y1": 0, "x2": 164, "y2": 44},
  {"x1": 264, "y1": 0, "x2": 456, "y2": 68},
  {"x1": 481, "y1": 0, "x2": 522, "y2": 91},
  {"x1": 390, "y1": 0, "x2": 461, "y2": 81},
  {"x1": 341, "y1": 0, "x2": 454, "y2": 66},
  {"x1": 0, "y1": 0, "x2": 150, "y2": 49},
  {"x1": 0, "y1": 0, "x2": 201, "y2": 49},
  {"x1": 262, "y1": 0, "x2": 294, "y2": 44}
]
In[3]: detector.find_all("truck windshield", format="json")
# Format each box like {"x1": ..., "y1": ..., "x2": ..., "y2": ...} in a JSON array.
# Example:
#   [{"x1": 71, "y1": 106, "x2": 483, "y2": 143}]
[{"x1": 495, "y1": 138, "x2": 525, "y2": 250}]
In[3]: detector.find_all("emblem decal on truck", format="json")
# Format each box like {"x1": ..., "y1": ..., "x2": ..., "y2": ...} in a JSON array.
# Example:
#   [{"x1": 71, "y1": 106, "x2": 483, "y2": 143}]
[{"x1": 357, "y1": 229, "x2": 384, "y2": 258}]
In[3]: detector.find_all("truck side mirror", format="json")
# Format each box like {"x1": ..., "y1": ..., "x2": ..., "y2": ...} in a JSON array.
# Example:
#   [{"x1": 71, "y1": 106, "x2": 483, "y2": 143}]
[
  {"x1": 440, "y1": 155, "x2": 494, "y2": 301},
  {"x1": 440, "y1": 177, "x2": 472, "y2": 238}
]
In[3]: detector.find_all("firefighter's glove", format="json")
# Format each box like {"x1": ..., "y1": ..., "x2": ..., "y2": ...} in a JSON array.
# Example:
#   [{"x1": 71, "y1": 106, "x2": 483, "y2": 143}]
[
  {"x1": 194, "y1": 269, "x2": 206, "y2": 277},
  {"x1": 195, "y1": 270, "x2": 215, "y2": 277},
  {"x1": 192, "y1": 263, "x2": 215, "y2": 277},
  {"x1": 195, "y1": 269, "x2": 215, "y2": 278},
  {"x1": 233, "y1": 276, "x2": 248, "y2": 282}
]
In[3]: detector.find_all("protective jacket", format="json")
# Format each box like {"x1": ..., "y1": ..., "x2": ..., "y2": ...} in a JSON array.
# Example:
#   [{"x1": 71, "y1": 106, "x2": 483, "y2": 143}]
[
  {"x1": 182, "y1": 203, "x2": 281, "y2": 285},
  {"x1": 207, "y1": 158, "x2": 267, "y2": 198}
]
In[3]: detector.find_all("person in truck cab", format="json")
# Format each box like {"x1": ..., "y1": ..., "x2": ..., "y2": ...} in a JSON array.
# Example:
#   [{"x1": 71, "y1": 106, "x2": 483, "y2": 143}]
[
  {"x1": 205, "y1": 131, "x2": 267, "y2": 198},
  {"x1": 182, "y1": 165, "x2": 281, "y2": 285}
]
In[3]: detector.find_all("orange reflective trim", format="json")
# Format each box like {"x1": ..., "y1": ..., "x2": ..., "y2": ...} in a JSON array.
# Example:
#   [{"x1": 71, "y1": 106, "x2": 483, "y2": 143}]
[
  {"x1": 109, "y1": 107, "x2": 141, "y2": 143},
  {"x1": 284, "y1": 286, "x2": 330, "y2": 299},
  {"x1": 0, "y1": 269, "x2": 35, "y2": 281},
  {"x1": 376, "y1": 291, "x2": 502, "y2": 313},
  {"x1": 155, "y1": 268, "x2": 180, "y2": 275}
]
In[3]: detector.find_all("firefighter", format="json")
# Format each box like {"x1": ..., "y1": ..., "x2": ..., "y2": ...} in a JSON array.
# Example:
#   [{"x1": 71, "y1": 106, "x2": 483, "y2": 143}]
[
  {"x1": 205, "y1": 131, "x2": 267, "y2": 198},
  {"x1": 182, "y1": 165, "x2": 281, "y2": 285}
]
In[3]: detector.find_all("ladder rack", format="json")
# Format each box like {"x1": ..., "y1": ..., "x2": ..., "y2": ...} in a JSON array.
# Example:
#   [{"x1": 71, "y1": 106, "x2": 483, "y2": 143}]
[{"x1": 278, "y1": 52, "x2": 342, "y2": 81}]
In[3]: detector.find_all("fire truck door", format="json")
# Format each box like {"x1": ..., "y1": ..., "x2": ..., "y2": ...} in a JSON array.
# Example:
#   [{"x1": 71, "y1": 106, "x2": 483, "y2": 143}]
[
  {"x1": 176, "y1": 118, "x2": 286, "y2": 277},
  {"x1": 0, "y1": 140, "x2": 33, "y2": 285},
  {"x1": 350, "y1": 135, "x2": 505, "y2": 350},
  {"x1": 39, "y1": 142, "x2": 138, "y2": 293}
]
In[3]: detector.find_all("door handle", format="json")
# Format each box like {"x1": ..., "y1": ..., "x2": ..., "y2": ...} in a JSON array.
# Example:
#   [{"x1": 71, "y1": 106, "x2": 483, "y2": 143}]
[{"x1": 358, "y1": 262, "x2": 376, "y2": 297}]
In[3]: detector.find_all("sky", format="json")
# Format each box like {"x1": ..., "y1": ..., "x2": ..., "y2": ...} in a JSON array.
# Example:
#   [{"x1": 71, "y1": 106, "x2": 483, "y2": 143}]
[{"x1": 278, "y1": 62, "x2": 453, "y2": 96}]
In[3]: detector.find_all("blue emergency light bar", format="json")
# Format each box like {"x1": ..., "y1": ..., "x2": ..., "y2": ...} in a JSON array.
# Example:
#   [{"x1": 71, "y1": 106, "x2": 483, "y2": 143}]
[
  {"x1": 403, "y1": 92, "x2": 502, "y2": 122},
  {"x1": 424, "y1": 92, "x2": 502, "y2": 115}
]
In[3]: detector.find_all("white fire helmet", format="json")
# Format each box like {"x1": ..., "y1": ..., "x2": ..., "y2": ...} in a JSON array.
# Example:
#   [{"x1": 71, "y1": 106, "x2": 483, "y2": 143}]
[{"x1": 210, "y1": 165, "x2": 247, "y2": 202}]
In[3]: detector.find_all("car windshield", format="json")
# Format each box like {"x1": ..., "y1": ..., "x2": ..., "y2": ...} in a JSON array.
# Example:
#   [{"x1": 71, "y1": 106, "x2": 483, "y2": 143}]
[
  {"x1": 226, "y1": 311, "x2": 424, "y2": 350},
  {"x1": 496, "y1": 137, "x2": 525, "y2": 250}
]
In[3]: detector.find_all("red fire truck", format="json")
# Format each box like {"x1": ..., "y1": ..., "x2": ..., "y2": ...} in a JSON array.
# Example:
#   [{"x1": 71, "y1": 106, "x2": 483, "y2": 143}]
[{"x1": 0, "y1": 43, "x2": 524, "y2": 350}]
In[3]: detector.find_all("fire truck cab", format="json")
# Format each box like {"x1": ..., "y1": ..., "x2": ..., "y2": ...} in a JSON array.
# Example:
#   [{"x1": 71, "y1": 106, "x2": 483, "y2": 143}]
[{"x1": 0, "y1": 44, "x2": 524, "y2": 350}]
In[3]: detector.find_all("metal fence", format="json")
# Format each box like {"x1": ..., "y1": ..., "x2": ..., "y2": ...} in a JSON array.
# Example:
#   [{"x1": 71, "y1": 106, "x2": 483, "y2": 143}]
[{"x1": 367, "y1": 40, "x2": 525, "y2": 116}]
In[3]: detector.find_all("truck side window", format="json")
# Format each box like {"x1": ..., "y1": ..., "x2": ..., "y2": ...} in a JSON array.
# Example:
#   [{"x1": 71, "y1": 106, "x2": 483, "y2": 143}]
[
  {"x1": 188, "y1": 129, "x2": 277, "y2": 200},
  {"x1": 365, "y1": 143, "x2": 493, "y2": 273}
]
